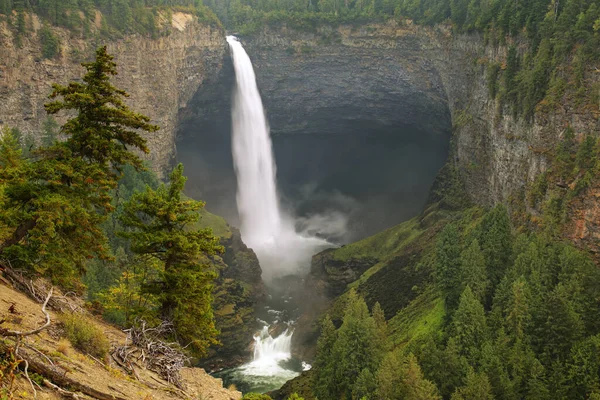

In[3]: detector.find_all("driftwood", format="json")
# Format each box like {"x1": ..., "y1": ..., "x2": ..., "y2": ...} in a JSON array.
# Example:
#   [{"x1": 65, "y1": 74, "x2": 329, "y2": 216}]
[
  {"x1": 113, "y1": 320, "x2": 188, "y2": 389},
  {"x1": 0, "y1": 273, "x2": 126, "y2": 400}
]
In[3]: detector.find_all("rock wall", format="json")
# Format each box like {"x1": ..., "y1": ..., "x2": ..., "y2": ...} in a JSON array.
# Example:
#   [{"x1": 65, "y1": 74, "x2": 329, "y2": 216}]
[
  {"x1": 239, "y1": 22, "x2": 600, "y2": 252},
  {"x1": 0, "y1": 12, "x2": 226, "y2": 177}
]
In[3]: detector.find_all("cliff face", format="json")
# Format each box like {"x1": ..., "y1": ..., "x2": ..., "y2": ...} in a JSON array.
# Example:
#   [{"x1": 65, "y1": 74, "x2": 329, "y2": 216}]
[
  {"x1": 237, "y1": 22, "x2": 600, "y2": 252},
  {"x1": 0, "y1": 12, "x2": 225, "y2": 176}
]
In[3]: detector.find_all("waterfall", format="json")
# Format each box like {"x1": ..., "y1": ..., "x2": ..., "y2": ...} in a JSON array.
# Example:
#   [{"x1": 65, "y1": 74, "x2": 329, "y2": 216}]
[
  {"x1": 227, "y1": 36, "x2": 331, "y2": 281},
  {"x1": 253, "y1": 326, "x2": 293, "y2": 364},
  {"x1": 227, "y1": 35, "x2": 282, "y2": 249},
  {"x1": 216, "y1": 36, "x2": 324, "y2": 393}
]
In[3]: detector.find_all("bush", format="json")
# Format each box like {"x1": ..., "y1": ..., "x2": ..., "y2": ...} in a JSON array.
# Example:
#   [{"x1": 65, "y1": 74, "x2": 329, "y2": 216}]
[
  {"x1": 60, "y1": 313, "x2": 110, "y2": 359},
  {"x1": 39, "y1": 25, "x2": 60, "y2": 59},
  {"x1": 242, "y1": 394, "x2": 272, "y2": 400}
]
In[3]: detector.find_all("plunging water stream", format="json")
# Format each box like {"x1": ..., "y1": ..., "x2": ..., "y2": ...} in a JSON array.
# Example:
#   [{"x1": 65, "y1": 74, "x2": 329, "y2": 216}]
[{"x1": 219, "y1": 36, "x2": 331, "y2": 393}]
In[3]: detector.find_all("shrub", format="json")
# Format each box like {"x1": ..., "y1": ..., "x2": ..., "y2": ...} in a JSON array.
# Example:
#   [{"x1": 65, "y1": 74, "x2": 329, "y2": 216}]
[
  {"x1": 39, "y1": 25, "x2": 60, "y2": 59},
  {"x1": 242, "y1": 394, "x2": 272, "y2": 400},
  {"x1": 60, "y1": 313, "x2": 109, "y2": 359}
]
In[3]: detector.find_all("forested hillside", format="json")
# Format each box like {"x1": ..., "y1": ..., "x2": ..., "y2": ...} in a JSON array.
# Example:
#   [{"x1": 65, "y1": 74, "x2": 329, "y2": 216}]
[{"x1": 0, "y1": 0, "x2": 219, "y2": 39}]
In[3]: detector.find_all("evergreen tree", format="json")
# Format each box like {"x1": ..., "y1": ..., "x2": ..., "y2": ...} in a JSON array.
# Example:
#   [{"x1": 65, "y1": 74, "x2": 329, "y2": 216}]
[
  {"x1": 353, "y1": 368, "x2": 377, "y2": 400},
  {"x1": 330, "y1": 290, "x2": 384, "y2": 399},
  {"x1": 376, "y1": 352, "x2": 441, "y2": 400},
  {"x1": 45, "y1": 45, "x2": 158, "y2": 172},
  {"x1": 459, "y1": 239, "x2": 489, "y2": 304},
  {"x1": 312, "y1": 314, "x2": 337, "y2": 400},
  {"x1": 451, "y1": 286, "x2": 488, "y2": 363},
  {"x1": 435, "y1": 223, "x2": 462, "y2": 310},
  {"x1": 0, "y1": 46, "x2": 157, "y2": 285},
  {"x1": 477, "y1": 205, "x2": 512, "y2": 289},
  {"x1": 451, "y1": 368, "x2": 494, "y2": 400},
  {"x1": 119, "y1": 163, "x2": 223, "y2": 356}
]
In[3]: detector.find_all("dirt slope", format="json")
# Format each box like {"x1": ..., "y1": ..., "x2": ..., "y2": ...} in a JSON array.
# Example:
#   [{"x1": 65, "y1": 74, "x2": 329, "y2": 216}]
[{"x1": 0, "y1": 276, "x2": 242, "y2": 400}]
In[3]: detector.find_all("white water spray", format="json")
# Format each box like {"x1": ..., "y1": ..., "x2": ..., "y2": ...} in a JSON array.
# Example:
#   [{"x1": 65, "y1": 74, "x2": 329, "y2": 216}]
[
  {"x1": 227, "y1": 36, "x2": 331, "y2": 282},
  {"x1": 253, "y1": 326, "x2": 293, "y2": 365}
]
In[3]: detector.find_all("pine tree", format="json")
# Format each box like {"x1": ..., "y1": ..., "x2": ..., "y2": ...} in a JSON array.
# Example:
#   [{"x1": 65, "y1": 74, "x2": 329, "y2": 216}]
[
  {"x1": 451, "y1": 286, "x2": 488, "y2": 363},
  {"x1": 459, "y1": 239, "x2": 489, "y2": 304},
  {"x1": 44, "y1": 46, "x2": 158, "y2": 173},
  {"x1": 329, "y1": 290, "x2": 384, "y2": 399},
  {"x1": 353, "y1": 368, "x2": 376, "y2": 400},
  {"x1": 119, "y1": 163, "x2": 223, "y2": 356},
  {"x1": 435, "y1": 223, "x2": 462, "y2": 310},
  {"x1": 0, "y1": 46, "x2": 157, "y2": 285},
  {"x1": 451, "y1": 368, "x2": 494, "y2": 400},
  {"x1": 312, "y1": 314, "x2": 337, "y2": 400},
  {"x1": 477, "y1": 205, "x2": 512, "y2": 289},
  {"x1": 376, "y1": 351, "x2": 441, "y2": 400}
]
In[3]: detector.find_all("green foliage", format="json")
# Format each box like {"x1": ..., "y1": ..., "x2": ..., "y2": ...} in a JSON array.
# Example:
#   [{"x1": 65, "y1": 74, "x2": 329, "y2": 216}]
[
  {"x1": 459, "y1": 239, "x2": 488, "y2": 304},
  {"x1": 44, "y1": 46, "x2": 158, "y2": 172},
  {"x1": 434, "y1": 223, "x2": 461, "y2": 309},
  {"x1": 312, "y1": 290, "x2": 386, "y2": 400},
  {"x1": 118, "y1": 163, "x2": 224, "y2": 356},
  {"x1": 450, "y1": 286, "x2": 487, "y2": 363},
  {"x1": 242, "y1": 394, "x2": 272, "y2": 400},
  {"x1": 39, "y1": 24, "x2": 60, "y2": 59},
  {"x1": 312, "y1": 314, "x2": 337, "y2": 399},
  {"x1": 0, "y1": 46, "x2": 155, "y2": 287},
  {"x1": 451, "y1": 368, "x2": 494, "y2": 400},
  {"x1": 60, "y1": 312, "x2": 110, "y2": 359},
  {"x1": 312, "y1": 201, "x2": 600, "y2": 400},
  {"x1": 375, "y1": 351, "x2": 441, "y2": 399}
]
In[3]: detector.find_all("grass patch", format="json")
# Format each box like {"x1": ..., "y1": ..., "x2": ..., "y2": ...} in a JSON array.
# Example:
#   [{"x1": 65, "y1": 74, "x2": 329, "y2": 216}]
[
  {"x1": 197, "y1": 208, "x2": 231, "y2": 239},
  {"x1": 333, "y1": 218, "x2": 423, "y2": 262},
  {"x1": 60, "y1": 313, "x2": 110, "y2": 359},
  {"x1": 388, "y1": 287, "x2": 445, "y2": 348}
]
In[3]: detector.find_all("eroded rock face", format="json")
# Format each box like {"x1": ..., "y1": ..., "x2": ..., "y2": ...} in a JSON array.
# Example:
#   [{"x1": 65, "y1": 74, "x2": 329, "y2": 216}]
[
  {"x1": 0, "y1": 13, "x2": 225, "y2": 177},
  {"x1": 177, "y1": 23, "x2": 453, "y2": 240},
  {"x1": 207, "y1": 227, "x2": 266, "y2": 370},
  {"x1": 243, "y1": 25, "x2": 450, "y2": 139}
]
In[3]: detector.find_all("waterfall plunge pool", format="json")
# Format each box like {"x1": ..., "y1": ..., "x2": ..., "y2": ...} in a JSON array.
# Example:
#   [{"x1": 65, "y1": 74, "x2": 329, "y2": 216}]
[
  {"x1": 213, "y1": 326, "x2": 308, "y2": 394},
  {"x1": 213, "y1": 279, "x2": 313, "y2": 394}
]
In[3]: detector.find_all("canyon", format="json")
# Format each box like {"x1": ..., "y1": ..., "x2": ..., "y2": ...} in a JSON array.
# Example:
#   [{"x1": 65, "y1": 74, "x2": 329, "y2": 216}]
[{"x1": 2, "y1": 11, "x2": 600, "y2": 372}]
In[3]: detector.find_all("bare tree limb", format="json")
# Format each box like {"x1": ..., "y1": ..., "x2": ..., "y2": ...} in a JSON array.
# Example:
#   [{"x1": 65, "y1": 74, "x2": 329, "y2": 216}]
[
  {"x1": 0, "y1": 287, "x2": 53, "y2": 337},
  {"x1": 22, "y1": 359, "x2": 38, "y2": 399}
]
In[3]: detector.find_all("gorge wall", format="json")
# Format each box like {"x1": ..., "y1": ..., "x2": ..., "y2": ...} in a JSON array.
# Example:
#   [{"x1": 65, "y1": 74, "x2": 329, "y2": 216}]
[
  {"x1": 3, "y1": 13, "x2": 600, "y2": 367},
  {"x1": 235, "y1": 23, "x2": 600, "y2": 252},
  {"x1": 3, "y1": 15, "x2": 597, "y2": 221},
  {"x1": 0, "y1": 12, "x2": 225, "y2": 176}
]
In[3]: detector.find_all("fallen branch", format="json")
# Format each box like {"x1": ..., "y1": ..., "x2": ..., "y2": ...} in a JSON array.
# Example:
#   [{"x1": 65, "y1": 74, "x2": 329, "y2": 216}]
[
  {"x1": 43, "y1": 379, "x2": 82, "y2": 399},
  {"x1": 22, "y1": 359, "x2": 37, "y2": 399},
  {"x1": 113, "y1": 320, "x2": 188, "y2": 389},
  {"x1": 0, "y1": 288, "x2": 53, "y2": 337},
  {"x1": 0, "y1": 264, "x2": 82, "y2": 313},
  {"x1": 0, "y1": 342, "x2": 129, "y2": 400}
]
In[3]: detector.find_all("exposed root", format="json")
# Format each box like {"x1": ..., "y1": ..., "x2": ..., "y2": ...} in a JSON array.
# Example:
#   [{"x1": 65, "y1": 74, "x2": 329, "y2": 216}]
[{"x1": 113, "y1": 320, "x2": 188, "y2": 389}]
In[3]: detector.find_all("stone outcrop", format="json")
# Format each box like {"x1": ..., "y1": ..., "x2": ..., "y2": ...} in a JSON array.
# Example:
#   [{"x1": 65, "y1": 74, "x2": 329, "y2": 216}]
[
  {"x1": 0, "y1": 12, "x2": 225, "y2": 177},
  {"x1": 206, "y1": 226, "x2": 266, "y2": 370}
]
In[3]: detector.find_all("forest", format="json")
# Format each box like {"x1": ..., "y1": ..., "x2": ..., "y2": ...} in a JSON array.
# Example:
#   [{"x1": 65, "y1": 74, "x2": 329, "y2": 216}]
[{"x1": 0, "y1": 47, "x2": 224, "y2": 358}]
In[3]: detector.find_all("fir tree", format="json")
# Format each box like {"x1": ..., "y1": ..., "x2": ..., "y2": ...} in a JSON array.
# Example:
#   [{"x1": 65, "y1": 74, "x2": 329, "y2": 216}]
[
  {"x1": 312, "y1": 314, "x2": 337, "y2": 400},
  {"x1": 119, "y1": 163, "x2": 223, "y2": 356},
  {"x1": 0, "y1": 46, "x2": 157, "y2": 286}
]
